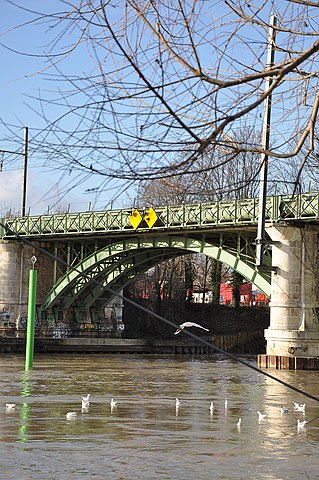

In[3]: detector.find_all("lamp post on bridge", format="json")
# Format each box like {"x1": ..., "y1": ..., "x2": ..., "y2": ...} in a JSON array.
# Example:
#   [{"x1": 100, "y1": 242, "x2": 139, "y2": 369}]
[{"x1": 256, "y1": 15, "x2": 277, "y2": 267}]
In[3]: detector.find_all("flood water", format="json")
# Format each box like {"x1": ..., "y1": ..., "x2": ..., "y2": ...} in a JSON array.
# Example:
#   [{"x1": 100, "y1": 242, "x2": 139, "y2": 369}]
[{"x1": 1, "y1": 353, "x2": 319, "y2": 479}]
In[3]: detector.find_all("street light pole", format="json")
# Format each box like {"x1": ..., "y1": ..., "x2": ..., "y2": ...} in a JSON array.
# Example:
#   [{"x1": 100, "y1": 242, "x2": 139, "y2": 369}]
[{"x1": 256, "y1": 15, "x2": 277, "y2": 267}]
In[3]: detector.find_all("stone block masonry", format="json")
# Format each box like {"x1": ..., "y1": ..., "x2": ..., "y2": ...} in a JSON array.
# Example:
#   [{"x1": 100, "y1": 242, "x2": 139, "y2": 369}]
[
  {"x1": 0, "y1": 240, "x2": 54, "y2": 326},
  {"x1": 258, "y1": 225, "x2": 319, "y2": 368}
]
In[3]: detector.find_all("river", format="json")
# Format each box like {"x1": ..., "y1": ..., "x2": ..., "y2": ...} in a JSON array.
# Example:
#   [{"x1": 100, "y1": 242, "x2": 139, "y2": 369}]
[{"x1": 0, "y1": 353, "x2": 319, "y2": 479}]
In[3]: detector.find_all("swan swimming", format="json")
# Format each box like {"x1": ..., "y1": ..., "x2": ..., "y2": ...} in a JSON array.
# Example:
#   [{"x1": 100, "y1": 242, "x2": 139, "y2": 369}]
[{"x1": 174, "y1": 322, "x2": 209, "y2": 335}]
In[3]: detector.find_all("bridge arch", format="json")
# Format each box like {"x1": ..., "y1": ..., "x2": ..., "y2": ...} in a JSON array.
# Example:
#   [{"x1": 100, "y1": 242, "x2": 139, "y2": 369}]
[{"x1": 41, "y1": 235, "x2": 271, "y2": 313}]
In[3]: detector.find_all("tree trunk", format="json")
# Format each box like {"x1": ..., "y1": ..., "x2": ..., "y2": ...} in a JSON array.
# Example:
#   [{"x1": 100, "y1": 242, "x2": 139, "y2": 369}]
[
  {"x1": 211, "y1": 259, "x2": 221, "y2": 306},
  {"x1": 232, "y1": 271, "x2": 243, "y2": 308},
  {"x1": 184, "y1": 256, "x2": 193, "y2": 303}
]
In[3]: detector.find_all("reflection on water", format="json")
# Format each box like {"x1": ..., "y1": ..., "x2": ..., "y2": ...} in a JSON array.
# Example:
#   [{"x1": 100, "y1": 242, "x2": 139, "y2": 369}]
[
  {"x1": 18, "y1": 372, "x2": 32, "y2": 443},
  {"x1": 0, "y1": 354, "x2": 319, "y2": 479}
]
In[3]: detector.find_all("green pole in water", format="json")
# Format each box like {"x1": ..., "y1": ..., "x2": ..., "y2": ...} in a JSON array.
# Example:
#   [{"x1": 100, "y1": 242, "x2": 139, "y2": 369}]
[{"x1": 25, "y1": 256, "x2": 38, "y2": 371}]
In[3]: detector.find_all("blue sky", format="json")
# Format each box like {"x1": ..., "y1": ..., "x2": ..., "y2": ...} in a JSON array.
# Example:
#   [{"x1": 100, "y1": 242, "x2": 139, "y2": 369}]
[
  {"x1": 0, "y1": 1, "x2": 317, "y2": 216},
  {"x1": 0, "y1": 0, "x2": 133, "y2": 216}
]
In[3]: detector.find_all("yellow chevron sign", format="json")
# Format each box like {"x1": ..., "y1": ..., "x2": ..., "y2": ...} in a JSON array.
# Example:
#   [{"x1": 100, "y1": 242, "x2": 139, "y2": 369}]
[
  {"x1": 144, "y1": 208, "x2": 158, "y2": 228},
  {"x1": 129, "y1": 209, "x2": 142, "y2": 229}
]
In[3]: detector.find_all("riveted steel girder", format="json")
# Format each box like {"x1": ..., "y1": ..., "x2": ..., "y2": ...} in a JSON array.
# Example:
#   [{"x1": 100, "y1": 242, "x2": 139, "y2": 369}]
[
  {"x1": 41, "y1": 235, "x2": 271, "y2": 314},
  {"x1": 60, "y1": 248, "x2": 178, "y2": 311},
  {"x1": 80, "y1": 249, "x2": 186, "y2": 312},
  {"x1": 2, "y1": 192, "x2": 319, "y2": 239}
]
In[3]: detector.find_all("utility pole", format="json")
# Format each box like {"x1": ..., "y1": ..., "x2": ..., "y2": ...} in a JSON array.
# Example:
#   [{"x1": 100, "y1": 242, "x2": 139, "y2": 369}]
[
  {"x1": 0, "y1": 126, "x2": 29, "y2": 216},
  {"x1": 256, "y1": 14, "x2": 277, "y2": 267},
  {"x1": 21, "y1": 126, "x2": 28, "y2": 217}
]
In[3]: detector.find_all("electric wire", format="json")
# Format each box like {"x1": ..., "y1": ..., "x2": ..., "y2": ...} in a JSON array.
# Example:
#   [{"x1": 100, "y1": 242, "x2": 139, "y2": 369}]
[{"x1": 1, "y1": 219, "x2": 319, "y2": 406}]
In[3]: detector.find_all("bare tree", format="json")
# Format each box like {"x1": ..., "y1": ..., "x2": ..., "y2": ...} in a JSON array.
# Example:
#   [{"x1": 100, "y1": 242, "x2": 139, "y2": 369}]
[{"x1": 1, "y1": 0, "x2": 319, "y2": 199}]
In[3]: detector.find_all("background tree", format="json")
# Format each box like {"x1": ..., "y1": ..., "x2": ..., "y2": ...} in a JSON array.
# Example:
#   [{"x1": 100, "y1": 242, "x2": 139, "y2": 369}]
[
  {"x1": 1, "y1": 0, "x2": 319, "y2": 204},
  {"x1": 133, "y1": 125, "x2": 262, "y2": 310}
]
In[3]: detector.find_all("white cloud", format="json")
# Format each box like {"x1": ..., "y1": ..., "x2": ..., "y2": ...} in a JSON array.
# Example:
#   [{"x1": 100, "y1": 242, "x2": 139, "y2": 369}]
[{"x1": 0, "y1": 170, "x2": 22, "y2": 216}]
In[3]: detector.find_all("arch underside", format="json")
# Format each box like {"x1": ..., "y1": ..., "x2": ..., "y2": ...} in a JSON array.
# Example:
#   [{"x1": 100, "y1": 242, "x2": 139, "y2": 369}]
[{"x1": 41, "y1": 235, "x2": 271, "y2": 314}]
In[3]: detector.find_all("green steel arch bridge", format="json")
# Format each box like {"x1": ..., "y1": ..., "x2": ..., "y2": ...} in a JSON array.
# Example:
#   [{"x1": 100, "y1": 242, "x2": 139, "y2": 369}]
[{"x1": 1, "y1": 192, "x2": 319, "y2": 320}]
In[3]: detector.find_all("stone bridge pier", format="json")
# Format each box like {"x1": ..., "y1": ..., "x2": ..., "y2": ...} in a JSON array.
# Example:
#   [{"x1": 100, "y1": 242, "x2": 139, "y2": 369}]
[
  {"x1": 258, "y1": 225, "x2": 319, "y2": 369},
  {"x1": 0, "y1": 240, "x2": 55, "y2": 328}
]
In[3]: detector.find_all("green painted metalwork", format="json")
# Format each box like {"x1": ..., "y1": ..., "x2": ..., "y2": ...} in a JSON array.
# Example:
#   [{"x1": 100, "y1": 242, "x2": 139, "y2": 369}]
[
  {"x1": 6, "y1": 193, "x2": 316, "y2": 318},
  {"x1": 59, "y1": 248, "x2": 178, "y2": 311},
  {"x1": 41, "y1": 235, "x2": 271, "y2": 314},
  {"x1": 2, "y1": 192, "x2": 319, "y2": 238}
]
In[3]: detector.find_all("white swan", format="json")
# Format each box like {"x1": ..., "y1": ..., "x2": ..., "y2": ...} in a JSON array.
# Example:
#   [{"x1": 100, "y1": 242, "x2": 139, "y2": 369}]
[
  {"x1": 174, "y1": 322, "x2": 209, "y2": 335},
  {"x1": 209, "y1": 401, "x2": 214, "y2": 414},
  {"x1": 176, "y1": 398, "x2": 180, "y2": 408},
  {"x1": 6, "y1": 403, "x2": 16, "y2": 410},
  {"x1": 237, "y1": 418, "x2": 242, "y2": 427}
]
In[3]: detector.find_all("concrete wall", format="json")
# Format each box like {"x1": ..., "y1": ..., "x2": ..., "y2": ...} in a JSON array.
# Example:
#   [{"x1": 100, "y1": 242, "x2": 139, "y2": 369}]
[
  {"x1": 0, "y1": 241, "x2": 33, "y2": 325},
  {"x1": 264, "y1": 225, "x2": 319, "y2": 358}
]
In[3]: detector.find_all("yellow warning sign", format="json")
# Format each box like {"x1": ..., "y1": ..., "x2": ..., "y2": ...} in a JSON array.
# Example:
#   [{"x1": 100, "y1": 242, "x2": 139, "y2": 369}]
[
  {"x1": 144, "y1": 208, "x2": 158, "y2": 228},
  {"x1": 129, "y1": 209, "x2": 142, "y2": 229}
]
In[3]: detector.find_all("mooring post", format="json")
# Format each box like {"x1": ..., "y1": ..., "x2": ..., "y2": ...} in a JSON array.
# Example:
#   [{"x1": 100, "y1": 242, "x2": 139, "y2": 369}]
[{"x1": 25, "y1": 256, "x2": 37, "y2": 371}]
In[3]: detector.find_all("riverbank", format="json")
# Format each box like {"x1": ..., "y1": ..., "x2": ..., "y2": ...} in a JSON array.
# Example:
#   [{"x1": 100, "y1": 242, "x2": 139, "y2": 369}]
[
  {"x1": 0, "y1": 329, "x2": 265, "y2": 355},
  {"x1": 0, "y1": 303, "x2": 269, "y2": 355},
  {"x1": 122, "y1": 300, "x2": 270, "y2": 338}
]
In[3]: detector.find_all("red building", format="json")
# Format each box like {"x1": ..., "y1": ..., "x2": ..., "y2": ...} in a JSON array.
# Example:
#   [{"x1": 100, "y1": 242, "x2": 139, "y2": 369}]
[
  {"x1": 220, "y1": 282, "x2": 253, "y2": 305},
  {"x1": 220, "y1": 282, "x2": 268, "y2": 306}
]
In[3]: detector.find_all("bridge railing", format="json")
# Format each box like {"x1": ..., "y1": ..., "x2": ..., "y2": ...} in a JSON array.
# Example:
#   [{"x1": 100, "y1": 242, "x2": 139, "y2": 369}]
[{"x1": 1, "y1": 192, "x2": 319, "y2": 238}]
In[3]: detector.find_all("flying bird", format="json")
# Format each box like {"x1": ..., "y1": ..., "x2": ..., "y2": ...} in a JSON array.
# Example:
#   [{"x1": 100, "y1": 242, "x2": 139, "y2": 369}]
[
  {"x1": 6, "y1": 403, "x2": 16, "y2": 410},
  {"x1": 174, "y1": 322, "x2": 209, "y2": 335}
]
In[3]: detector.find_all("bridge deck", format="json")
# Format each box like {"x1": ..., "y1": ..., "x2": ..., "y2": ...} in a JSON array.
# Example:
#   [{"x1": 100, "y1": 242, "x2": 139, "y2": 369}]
[{"x1": 1, "y1": 192, "x2": 319, "y2": 239}]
